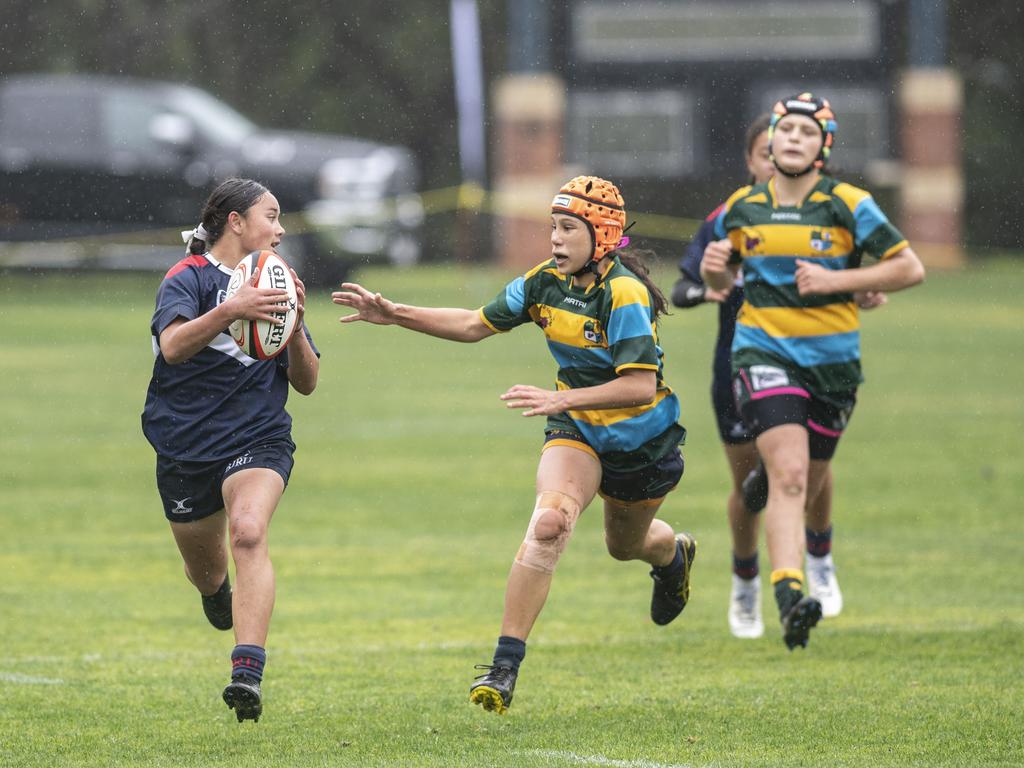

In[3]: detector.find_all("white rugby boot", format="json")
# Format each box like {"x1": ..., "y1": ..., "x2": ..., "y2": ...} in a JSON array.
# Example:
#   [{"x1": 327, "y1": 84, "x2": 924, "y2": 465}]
[
  {"x1": 728, "y1": 574, "x2": 764, "y2": 639},
  {"x1": 806, "y1": 553, "x2": 843, "y2": 618}
]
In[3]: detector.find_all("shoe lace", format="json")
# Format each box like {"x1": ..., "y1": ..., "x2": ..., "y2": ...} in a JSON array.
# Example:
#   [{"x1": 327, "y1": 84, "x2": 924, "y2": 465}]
[
  {"x1": 733, "y1": 586, "x2": 757, "y2": 618},
  {"x1": 808, "y1": 563, "x2": 833, "y2": 593},
  {"x1": 473, "y1": 664, "x2": 514, "y2": 684}
]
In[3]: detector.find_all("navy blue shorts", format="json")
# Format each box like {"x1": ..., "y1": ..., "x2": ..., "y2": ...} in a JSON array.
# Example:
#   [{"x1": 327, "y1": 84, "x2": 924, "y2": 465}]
[
  {"x1": 712, "y1": 370, "x2": 754, "y2": 445},
  {"x1": 598, "y1": 447, "x2": 685, "y2": 503},
  {"x1": 543, "y1": 418, "x2": 685, "y2": 503},
  {"x1": 155, "y1": 439, "x2": 295, "y2": 522}
]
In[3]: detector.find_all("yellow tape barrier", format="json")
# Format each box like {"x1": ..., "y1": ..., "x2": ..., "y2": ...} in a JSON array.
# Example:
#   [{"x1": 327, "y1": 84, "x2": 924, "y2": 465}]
[{"x1": 0, "y1": 182, "x2": 704, "y2": 254}]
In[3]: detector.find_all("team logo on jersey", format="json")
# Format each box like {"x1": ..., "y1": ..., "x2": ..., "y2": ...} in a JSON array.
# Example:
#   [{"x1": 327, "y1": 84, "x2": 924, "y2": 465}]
[
  {"x1": 216, "y1": 289, "x2": 228, "y2": 306},
  {"x1": 169, "y1": 497, "x2": 193, "y2": 516},
  {"x1": 810, "y1": 230, "x2": 833, "y2": 252},
  {"x1": 741, "y1": 227, "x2": 766, "y2": 255},
  {"x1": 582, "y1": 320, "x2": 605, "y2": 346},
  {"x1": 534, "y1": 306, "x2": 552, "y2": 330}
]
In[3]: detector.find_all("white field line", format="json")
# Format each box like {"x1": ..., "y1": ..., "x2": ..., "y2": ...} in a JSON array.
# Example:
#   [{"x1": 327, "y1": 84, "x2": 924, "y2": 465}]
[
  {"x1": 0, "y1": 672, "x2": 64, "y2": 685},
  {"x1": 517, "y1": 750, "x2": 692, "y2": 768}
]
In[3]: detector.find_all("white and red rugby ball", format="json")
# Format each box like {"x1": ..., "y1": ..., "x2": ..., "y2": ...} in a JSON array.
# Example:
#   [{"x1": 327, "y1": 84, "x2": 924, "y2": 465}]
[{"x1": 226, "y1": 250, "x2": 299, "y2": 360}]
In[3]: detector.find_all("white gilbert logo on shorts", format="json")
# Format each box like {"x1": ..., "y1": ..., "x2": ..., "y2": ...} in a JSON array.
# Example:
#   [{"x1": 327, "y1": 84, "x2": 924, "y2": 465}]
[
  {"x1": 750, "y1": 365, "x2": 790, "y2": 391},
  {"x1": 169, "y1": 497, "x2": 193, "y2": 516}
]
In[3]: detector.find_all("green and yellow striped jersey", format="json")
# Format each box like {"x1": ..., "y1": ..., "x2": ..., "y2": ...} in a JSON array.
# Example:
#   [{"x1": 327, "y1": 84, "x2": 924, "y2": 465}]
[
  {"x1": 713, "y1": 175, "x2": 908, "y2": 394},
  {"x1": 479, "y1": 256, "x2": 683, "y2": 460}
]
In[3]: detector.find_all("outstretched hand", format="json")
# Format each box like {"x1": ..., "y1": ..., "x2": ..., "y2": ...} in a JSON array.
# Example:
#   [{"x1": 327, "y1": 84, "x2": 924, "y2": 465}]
[
  {"x1": 332, "y1": 282, "x2": 400, "y2": 325},
  {"x1": 500, "y1": 384, "x2": 566, "y2": 417}
]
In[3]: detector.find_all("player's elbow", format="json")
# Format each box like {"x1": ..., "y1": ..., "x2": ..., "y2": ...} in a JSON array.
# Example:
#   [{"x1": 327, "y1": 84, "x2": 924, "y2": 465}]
[
  {"x1": 292, "y1": 378, "x2": 317, "y2": 396},
  {"x1": 631, "y1": 376, "x2": 658, "y2": 405},
  {"x1": 671, "y1": 276, "x2": 705, "y2": 308},
  {"x1": 907, "y1": 259, "x2": 926, "y2": 287},
  {"x1": 896, "y1": 248, "x2": 926, "y2": 289},
  {"x1": 289, "y1": 364, "x2": 319, "y2": 395},
  {"x1": 461, "y1": 321, "x2": 494, "y2": 343},
  {"x1": 161, "y1": 345, "x2": 188, "y2": 365}
]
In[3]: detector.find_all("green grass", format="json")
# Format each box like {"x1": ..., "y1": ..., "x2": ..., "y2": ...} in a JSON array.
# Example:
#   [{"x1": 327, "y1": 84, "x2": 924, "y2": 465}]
[{"x1": 0, "y1": 259, "x2": 1022, "y2": 767}]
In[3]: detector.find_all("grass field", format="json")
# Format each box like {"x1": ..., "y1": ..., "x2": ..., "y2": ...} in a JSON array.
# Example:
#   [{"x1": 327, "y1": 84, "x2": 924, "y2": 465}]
[{"x1": 1, "y1": 258, "x2": 1022, "y2": 767}]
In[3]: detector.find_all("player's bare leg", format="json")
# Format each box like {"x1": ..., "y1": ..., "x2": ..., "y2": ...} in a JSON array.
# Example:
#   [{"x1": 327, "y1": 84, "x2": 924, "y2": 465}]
[
  {"x1": 722, "y1": 442, "x2": 764, "y2": 637},
  {"x1": 602, "y1": 496, "x2": 697, "y2": 626},
  {"x1": 219, "y1": 467, "x2": 283, "y2": 722},
  {"x1": 757, "y1": 424, "x2": 821, "y2": 649},
  {"x1": 471, "y1": 446, "x2": 598, "y2": 714},
  {"x1": 170, "y1": 511, "x2": 232, "y2": 630}
]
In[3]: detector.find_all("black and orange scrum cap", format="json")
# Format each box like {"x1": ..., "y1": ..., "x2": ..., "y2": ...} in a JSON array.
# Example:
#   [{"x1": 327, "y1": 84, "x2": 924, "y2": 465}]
[{"x1": 551, "y1": 176, "x2": 627, "y2": 261}]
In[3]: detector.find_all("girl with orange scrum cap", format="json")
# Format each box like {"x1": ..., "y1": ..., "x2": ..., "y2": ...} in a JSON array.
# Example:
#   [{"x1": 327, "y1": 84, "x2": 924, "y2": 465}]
[{"x1": 333, "y1": 176, "x2": 696, "y2": 714}]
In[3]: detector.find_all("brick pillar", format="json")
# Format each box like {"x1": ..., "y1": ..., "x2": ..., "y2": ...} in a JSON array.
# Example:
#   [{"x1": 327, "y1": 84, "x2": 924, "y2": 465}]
[
  {"x1": 898, "y1": 68, "x2": 965, "y2": 268},
  {"x1": 491, "y1": 73, "x2": 566, "y2": 272}
]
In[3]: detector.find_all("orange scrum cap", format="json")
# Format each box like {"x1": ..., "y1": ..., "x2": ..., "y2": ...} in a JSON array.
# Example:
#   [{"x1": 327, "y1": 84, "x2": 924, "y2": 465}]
[{"x1": 551, "y1": 176, "x2": 627, "y2": 262}]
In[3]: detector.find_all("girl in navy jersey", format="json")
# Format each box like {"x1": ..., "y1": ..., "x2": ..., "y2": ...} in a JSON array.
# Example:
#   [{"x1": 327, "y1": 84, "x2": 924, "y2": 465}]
[
  {"x1": 141, "y1": 178, "x2": 319, "y2": 722},
  {"x1": 333, "y1": 176, "x2": 696, "y2": 715}
]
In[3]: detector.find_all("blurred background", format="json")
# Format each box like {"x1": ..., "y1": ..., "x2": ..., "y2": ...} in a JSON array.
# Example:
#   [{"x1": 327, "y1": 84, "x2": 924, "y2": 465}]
[{"x1": 0, "y1": 0, "x2": 1019, "y2": 282}]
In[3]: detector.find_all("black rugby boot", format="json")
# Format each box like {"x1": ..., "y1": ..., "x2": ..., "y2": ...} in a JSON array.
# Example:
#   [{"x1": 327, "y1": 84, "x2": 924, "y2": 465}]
[
  {"x1": 649, "y1": 532, "x2": 698, "y2": 626},
  {"x1": 469, "y1": 664, "x2": 518, "y2": 714},
  {"x1": 223, "y1": 676, "x2": 262, "y2": 722}
]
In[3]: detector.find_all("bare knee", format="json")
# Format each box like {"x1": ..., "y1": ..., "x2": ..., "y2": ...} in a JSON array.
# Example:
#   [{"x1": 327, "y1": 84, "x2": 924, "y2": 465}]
[
  {"x1": 771, "y1": 460, "x2": 808, "y2": 498},
  {"x1": 230, "y1": 515, "x2": 268, "y2": 552}
]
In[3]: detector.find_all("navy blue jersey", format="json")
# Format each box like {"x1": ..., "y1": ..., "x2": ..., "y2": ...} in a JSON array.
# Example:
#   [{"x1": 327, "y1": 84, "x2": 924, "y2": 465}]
[
  {"x1": 141, "y1": 253, "x2": 318, "y2": 462},
  {"x1": 678, "y1": 204, "x2": 745, "y2": 386}
]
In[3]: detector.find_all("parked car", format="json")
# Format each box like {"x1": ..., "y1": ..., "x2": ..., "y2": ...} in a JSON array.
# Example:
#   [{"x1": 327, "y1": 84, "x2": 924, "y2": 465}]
[{"x1": 0, "y1": 73, "x2": 423, "y2": 283}]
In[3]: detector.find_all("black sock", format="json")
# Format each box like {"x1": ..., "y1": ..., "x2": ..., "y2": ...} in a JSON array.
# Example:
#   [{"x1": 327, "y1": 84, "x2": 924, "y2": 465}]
[
  {"x1": 231, "y1": 644, "x2": 266, "y2": 683},
  {"x1": 492, "y1": 635, "x2": 526, "y2": 672},
  {"x1": 771, "y1": 569, "x2": 804, "y2": 618},
  {"x1": 806, "y1": 526, "x2": 833, "y2": 558},
  {"x1": 733, "y1": 552, "x2": 759, "y2": 580},
  {"x1": 652, "y1": 541, "x2": 683, "y2": 576}
]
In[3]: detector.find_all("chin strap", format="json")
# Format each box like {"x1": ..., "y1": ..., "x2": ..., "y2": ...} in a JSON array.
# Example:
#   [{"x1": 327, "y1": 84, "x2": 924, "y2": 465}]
[
  {"x1": 572, "y1": 220, "x2": 637, "y2": 280},
  {"x1": 772, "y1": 157, "x2": 818, "y2": 178},
  {"x1": 571, "y1": 260, "x2": 603, "y2": 280}
]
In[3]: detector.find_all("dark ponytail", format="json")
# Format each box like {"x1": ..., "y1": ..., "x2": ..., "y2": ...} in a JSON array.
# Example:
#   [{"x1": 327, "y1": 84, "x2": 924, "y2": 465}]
[
  {"x1": 186, "y1": 178, "x2": 269, "y2": 255},
  {"x1": 617, "y1": 247, "x2": 669, "y2": 318}
]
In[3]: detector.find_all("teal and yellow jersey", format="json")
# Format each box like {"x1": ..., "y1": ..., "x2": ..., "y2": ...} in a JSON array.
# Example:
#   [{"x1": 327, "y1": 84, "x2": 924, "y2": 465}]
[
  {"x1": 479, "y1": 255, "x2": 682, "y2": 460},
  {"x1": 713, "y1": 175, "x2": 908, "y2": 394}
]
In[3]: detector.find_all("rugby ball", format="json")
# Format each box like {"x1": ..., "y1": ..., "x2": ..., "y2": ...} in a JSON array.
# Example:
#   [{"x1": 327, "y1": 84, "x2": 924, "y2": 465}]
[{"x1": 226, "y1": 250, "x2": 299, "y2": 360}]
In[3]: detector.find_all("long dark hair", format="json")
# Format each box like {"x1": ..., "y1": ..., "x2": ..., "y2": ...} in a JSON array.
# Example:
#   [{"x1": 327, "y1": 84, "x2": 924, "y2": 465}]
[
  {"x1": 745, "y1": 113, "x2": 773, "y2": 184},
  {"x1": 617, "y1": 247, "x2": 669, "y2": 318},
  {"x1": 745, "y1": 113, "x2": 772, "y2": 157},
  {"x1": 186, "y1": 178, "x2": 269, "y2": 255}
]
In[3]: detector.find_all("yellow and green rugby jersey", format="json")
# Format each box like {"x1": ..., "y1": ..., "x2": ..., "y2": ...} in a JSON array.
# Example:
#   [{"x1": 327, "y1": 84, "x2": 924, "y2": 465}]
[
  {"x1": 713, "y1": 175, "x2": 908, "y2": 395},
  {"x1": 479, "y1": 255, "x2": 683, "y2": 460}
]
